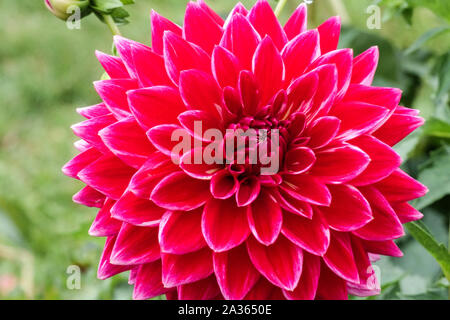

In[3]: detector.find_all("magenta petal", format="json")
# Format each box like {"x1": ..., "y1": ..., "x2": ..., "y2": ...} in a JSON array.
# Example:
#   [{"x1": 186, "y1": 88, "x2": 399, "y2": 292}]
[
  {"x1": 198, "y1": 0, "x2": 224, "y2": 26},
  {"x1": 78, "y1": 154, "x2": 135, "y2": 200},
  {"x1": 159, "y1": 209, "x2": 207, "y2": 254},
  {"x1": 98, "y1": 236, "x2": 132, "y2": 280},
  {"x1": 317, "y1": 16, "x2": 341, "y2": 54},
  {"x1": 285, "y1": 71, "x2": 319, "y2": 117},
  {"x1": 180, "y1": 148, "x2": 223, "y2": 180},
  {"x1": 323, "y1": 232, "x2": 359, "y2": 283},
  {"x1": 130, "y1": 43, "x2": 171, "y2": 87},
  {"x1": 236, "y1": 175, "x2": 261, "y2": 207},
  {"x1": 93, "y1": 79, "x2": 137, "y2": 119},
  {"x1": 77, "y1": 103, "x2": 109, "y2": 119},
  {"x1": 272, "y1": 189, "x2": 313, "y2": 219},
  {"x1": 253, "y1": 36, "x2": 285, "y2": 105},
  {"x1": 212, "y1": 46, "x2": 241, "y2": 88},
  {"x1": 360, "y1": 238, "x2": 403, "y2": 257},
  {"x1": 178, "y1": 275, "x2": 220, "y2": 300},
  {"x1": 375, "y1": 169, "x2": 428, "y2": 202},
  {"x1": 113, "y1": 36, "x2": 143, "y2": 79},
  {"x1": 320, "y1": 184, "x2": 373, "y2": 232},
  {"x1": 151, "y1": 171, "x2": 211, "y2": 211},
  {"x1": 151, "y1": 10, "x2": 182, "y2": 55},
  {"x1": 128, "y1": 86, "x2": 185, "y2": 131},
  {"x1": 89, "y1": 199, "x2": 122, "y2": 237},
  {"x1": 373, "y1": 111, "x2": 425, "y2": 146},
  {"x1": 281, "y1": 210, "x2": 330, "y2": 256},
  {"x1": 213, "y1": 244, "x2": 260, "y2": 299},
  {"x1": 111, "y1": 191, "x2": 165, "y2": 227},
  {"x1": 110, "y1": 223, "x2": 160, "y2": 265},
  {"x1": 311, "y1": 144, "x2": 370, "y2": 184},
  {"x1": 133, "y1": 260, "x2": 168, "y2": 300},
  {"x1": 146, "y1": 124, "x2": 190, "y2": 159},
  {"x1": 71, "y1": 114, "x2": 116, "y2": 153},
  {"x1": 184, "y1": 1, "x2": 223, "y2": 54},
  {"x1": 239, "y1": 70, "x2": 260, "y2": 116},
  {"x1": 284, "y1": 147, "x2": 316, "y2": 174},
  {"x1": 73, "y1": 186, "x2": 105, "y2": 208},
  {"x1": 220, "y1": 13, "x2": 261, "y2": 70},
  {"x1": 351, "y1": 46, "x2": 379, "y2": 86},
  {"x1": 95, "y1": 51, "x2": 129, "y2": 79},
  {"x1": 178, "y1": 110, "x2": 223, "y2": 142},
  {"x1": 247, "y1": 235, "x2": 303, "y2": 291},
  {"x1": 284, "y1": 3, "x2": 307, "y2": 40},
  {"x1": 202, "y1": 197, "x2": 250, "y2": 252},
  {"x1": 161, "y1": 247, "x2": 213, "y2": 287},
  {"x1": 306, "y1": 64, "x2": 338, "y2": 120},
  {"x1": 62, "y1": 147, "x2": 102, "y2": 179},
  {"x1": 210, "y1": 169, "x2": 239, "y2": 199},
  {"x1": 282, "y1": 29, "x2": 320, "y2": 83},
  {"x1": 283, "y1": 253, "x2": 320, "y2": 300},
  {"x1": 99, "y1": 117, "x2": 154, "y2": 169},
  {"x1": 349, "y1": 135, "x2": 402, "y2": 186},
  {"x1": 391, "y1": 202, "x2": 423, "y2": 223},
  {"x1": 281, "y1": 174, "x2": 331, "y2": 206},
  {"x1": 306, "y1": 116, "x2": 341, "y2": 149},
  {"x1": 247, "y1": 189, "x2": 282, "y2": 245},
  {"x1": 316, "y1": 262, "x2": 348, "y2": 300},
  {"x1": 248, "y1": 0, "x2": 288, "y2": 50}
]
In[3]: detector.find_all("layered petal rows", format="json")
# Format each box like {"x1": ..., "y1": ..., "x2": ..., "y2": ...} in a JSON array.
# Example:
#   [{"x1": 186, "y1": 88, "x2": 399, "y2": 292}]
[{"x1": 63, "y1": 0, "x2": 427, "y2": 300}]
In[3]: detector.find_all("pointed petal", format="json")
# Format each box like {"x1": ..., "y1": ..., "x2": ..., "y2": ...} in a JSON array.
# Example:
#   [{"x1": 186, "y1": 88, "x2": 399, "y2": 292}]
[
  {"x1": 283, "y1": 253, "x2": 320, "y2": 300},
  {"x1": 62, "y1": 148, "x2": 102, "y2": 179},
  {"x1": 130, "y1": 43, "x2": 172, "y2": 86},
  {"x1": 351, "y1": 46, "x2": 379, "y2": 86},
  {"x1": 95, "y1": 50, "x2": 129, "y2": 79},
  {"x1": 146, "y1": 124, "x2": 191, "y2": 160},
  {"x1": 281, "y1": 174, "x2": 331, "y2": 206},
  {"x1": 236, "y1": 175, "x2": 261, "y2": 207},
  {"x1": 210, "y1": 169, "x2": 239, "y2": 200},
  {"x1": 284, "y1": 147, "x2": 316, "y2": 174},
  {"x1": 391, "y1": 202, "x2": 423, "y2": 223},
  {"x1": 212, "y1": 45, "x2": 241, "y2": 88},
  {"x1": 178, "y1": 275, "x2": 220, "y2": 300},
  {"x1": 315, "y1": 262, "x2": 348, "y2": 300},
  {"x1": 73, "y1": 186, "x2": 105, "y2": 208},
  {"x1": 317, "y1": 16, "x2": 341, "y2": 54},
  {"x1": 375, "y1": 169, "x2": 428, "y2": 202},
  {"x1": 180, "y1": 148, "x2": 223, "y2": 180},
  {"x1": 373, "y1": 112, "x2": 424, "y2": 146},
  {"x1": 239, "y1": 70, "x2": 260, "y2": 116},
  {"x1": 323, "y1": 232, "x2": 359, "y2": 283},
  {"x1": 284, "y1": 4, "x2": 307, "y2": 40},
  {"x1": 133, "y1": 260, "x2": 168, "y2": 300},
  {"x1": 360, "y1": 239, "x2": 403, "y2": 257},
  {"x1": 151, "y1": 10, "x2": 182, "y2": 55},
  {"x1": 98, "y1": 236, "x2": 132, "y2": 280},
  {"x1": 272, "y1": 188, "x2": 313, "y2": 218},
  {"x1": 77, "y1": 103, "x2": 110, "y2": 119},
  {"x1": 94, "y1": 79, "x2": 137, "y2": 119},
  {"x1": 71, "y1": 114, "x2": 116, "y2": 153},
  {"x1": 89, "y1": 199, "x2": 122, "y2": 237},
  {"x1": 306, "y1": 116, "x2": 341, "y2": 149}
]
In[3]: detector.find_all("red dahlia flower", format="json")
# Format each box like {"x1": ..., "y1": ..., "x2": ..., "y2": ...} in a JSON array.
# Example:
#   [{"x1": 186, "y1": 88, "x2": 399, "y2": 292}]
[{"x1": 63, "y1": 0, "x2": 427, "y2": 300}]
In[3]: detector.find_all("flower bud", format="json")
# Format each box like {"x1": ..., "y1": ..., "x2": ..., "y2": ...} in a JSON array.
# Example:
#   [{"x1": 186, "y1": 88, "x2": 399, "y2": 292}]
[{"x1": 45, "y1": 0, "x2": 91, "y2": 21}]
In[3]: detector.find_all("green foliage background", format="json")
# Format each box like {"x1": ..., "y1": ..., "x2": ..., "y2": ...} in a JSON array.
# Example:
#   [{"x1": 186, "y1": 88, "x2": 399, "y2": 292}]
[{"x1": 0, "y1": 0, "x2": 448, "y2": 299}]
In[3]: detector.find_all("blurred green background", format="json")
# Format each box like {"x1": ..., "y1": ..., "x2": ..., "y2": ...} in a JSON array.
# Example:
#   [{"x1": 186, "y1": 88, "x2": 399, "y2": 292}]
[{"x1": 0, "y1": 0, "x2": 449, "y2": 299}]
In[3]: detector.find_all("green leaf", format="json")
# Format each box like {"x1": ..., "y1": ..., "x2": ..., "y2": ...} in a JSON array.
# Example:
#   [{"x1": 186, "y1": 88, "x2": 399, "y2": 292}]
[
  {"x1": 413, "y1": 146, "x2": 450, "y2": 210},
  {"x1": 120, "y1": 0, "x2": 135, "y2": 4},
  {"x1": 406, "y1": 220, "x2": 450, "y2": 281},
  {"x1": 91, "y1": 0, "x2": 124, "y2": 13},
  {"x1": 422, "y1": 118, "x2": 450, "y2": 138},
  {"x1": 404, "y1": 26, "x2": 450, "y2": 55},
  {"x1": 407, "y1": 0, "x2": 450, "y2": 23}
]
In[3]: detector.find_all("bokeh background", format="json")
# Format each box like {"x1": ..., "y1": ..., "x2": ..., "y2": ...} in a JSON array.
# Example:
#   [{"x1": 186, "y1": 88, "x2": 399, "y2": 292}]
[{"x1": 0, "y1": 0, "x2": 449, "y2": 299}]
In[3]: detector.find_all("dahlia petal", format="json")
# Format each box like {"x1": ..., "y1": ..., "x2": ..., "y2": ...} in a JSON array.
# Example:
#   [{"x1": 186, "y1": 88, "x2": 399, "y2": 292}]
[
  {"x1": 285, "y1": 71, "x2": 319, "y2": 117},
  {"x1": 391, "y1": 202, "x2": 423, "y2": 223},
  {"x1": 93, "y1": 79, "x2": 137, "y2": 119},
  {"x1": 73, "y1": 186, "x2": 105, "y2": 208},
  {"x1": 306, "y1": 116, "x2": 341, "y2": 149},
  {"x1": 281, "y1": 210, "x2": 330, "y2": 256},
  {"x1": 99, "y1": 117, "x2": 155, "y2": 169},
  {"x1": 178, "y1": 275, "x2": 221, "y2": 300},
  {"x1": 343, "y1": 84, "x2": 402, "y2": 115},
  {"x1": 239, "y1": 70, "x2": 260, "y2": 116},
  {"x1": 272, "y1": 189, "x2": 313, "y2": 218},
  {"x1": 184, "y1": 1, "x2": 223, "y2": 54},
  {"x1": 247, "y1": 189, "x2": 282, "y2": 245},
  {"x1": 284, "y1": 3, "x2": 307, "y2": 40},
  {"x1": 360, "y1": 239, "x2": 403, "y2": 257},
  {"x1": 178, "y1": 110, "x2": 223, "y2": 142},
  {"x1": 323, "y1": 232, "x2": 359, "y2": 283},
  {"x1": 315, "y1": 262, "x2": 348, "y2": 300},
  {"x1": 317, "y1": 16, "x2": 341, "y2": 54},
  {"x1": 212, "y1": 46, "x2": 241, "y2": 88},
  {"x1": 95, "y1": 51, "x2": 129, "y2": 79},
  {"x1": 113, "y1": 36, "x2": 142, "y2": 79},
  {"x1": 161, "y1": 247, "x2": 213, "y2": 287},
  {"x1": 375, "y1": 169, "x2": 428, "y2": 202},
  {"x1": 62, "y1": 147, "x2": 102, "y2": 179},
  {"x1": 128, "y1": 86, "x2": 185, "y2": 131},
  {"x1": 248, "y1": 0, "x2": 288, "y2": 50},
  {"x1": 128, "y1": 153, "x2": 177, "y2": 199},
  {"x1": 89, "y1": 199, "x2": 122, "y2": 237},
  {"x1": 111, "y1": 223, "x2": 160, "y2": 265},
  {"x1": 151, "y1": 10, "x2": 182, "y2": 55},
  {"x1": 287, "y1": 112, "x2": 306, "y2": 138},
  {"x1": 236, "y1": 175, "x2": 261, "y2": 207},
  {"x1": 351, "y1": 46, "x2": 379, "y2": 86},
  {"x1": 74, "y1": 139, "x2": 91, "y2": 152},
  {"x1": 179, "y1": 69, "x2": 224, "y2": 119},
  {"x1": 213, "y1": 244, "x2": 260, "y2": 299},
  {"x1": 373, "y1": 112, "x2": 425, "y2": 146},
  {"x1": 146, "y1": 124, "x2": 191, "y2": 159},
  {"x1": 283, "y1": 253, "x2": 320, "y2": 300},
  {"x1": 308, "y1": 48, "x2": 352, "y2": 101},
  {"x1": 284, "y1": 146, "x2": 316, "y2": 174},
  {"x1": 151, "y1": 171, "x2": 211, "y2": 211},
  {"x1": 347, "y1": 236, "x2": 381, "y2": 296},
  {"x1": 180, "y1": 148, "x2": 223, "y2": 179},
  {"x1": 78, "y1": 154, "x2": 135, "y2": 200},
  {"x1": 210, "y1": 169, "x2": 239, "y2": 199},
  {"x1": 320, "y1": 184, "x2": 372, "y2": 232},
  {"x1": 253, "y1": 36, "x2": 285, "y2": 105},
  {"x1": 111, "y1": 191, "x2": 165, "y2": 227},
  {"x1": 353, "y1": 186, "x2": 405, "y2": 241},
  {"x1": 163, "y1": 31, "x2": 210, "y2": 84},
  {"x1": 247, "y1": 235, "x2": 303, "y2": 291},
  {"x1": 202, "y1": 197, "x2": 250, "y2": 252},
  {"x1": 129, "y1": 267, "x2": 138, "y2": 285},
  {"x1": 159, "y1": 209, "x2": 206, "y2": 254},
  {"x1": 198, "y1": 0, "x2": 225, "y2": 26},
  {"x1": 306, "y1": 64, "x2": 338, "y2": 120},
  {"x1": 98, "y1": 236, "x2": 132, "y2": 280},
  {"x1": 331, "y1": 102, "x2": 389, "y2": 141},
  {"x1": 224, "y1": 2, "x2": 249, "y2": 27},
  {"x1": 310, "y1": 144, "x2": 370, "y2": 184},
  {"x1": 349, "y1": 135, "x2": 402, "y2": 186},
  {"x1": 71, "y1": 114, "x2": 116, "y2": 153},
  {"x1": 130, "y1": 43, "x2": 172, "y2": 87},
  {"x1": 244, "y1": 277, "x2": 281, "y2": 300},
  {"x1": 220, "y1": 13, "x2": 261, "y2": 70},
  {"x1": 77, "y1": 103, "x2": 110, "y2": 119},
  {"x1": 281, "y1": 174, "x2": 331, "y2": 206},
  {"x1": 133, "y1": 260, "x2": 168, "y2": 300},
  {"x1": 281, "y1": 29, "x2": 320, "y2": 83}
]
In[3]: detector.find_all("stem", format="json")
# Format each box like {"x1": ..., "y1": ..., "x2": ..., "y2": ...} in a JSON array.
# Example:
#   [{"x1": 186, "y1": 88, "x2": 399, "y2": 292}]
[
  {"x1": 274, "y1": 0, "x2": 289, "y2": 18},
  {"x1": 102, "y1": 14, "x2": 121, "y2": 36}
]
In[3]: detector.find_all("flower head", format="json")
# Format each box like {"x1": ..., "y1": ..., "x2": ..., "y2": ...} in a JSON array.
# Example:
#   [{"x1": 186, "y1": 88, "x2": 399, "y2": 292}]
[
  {"x1": 63, "y1": 0, "x2": 427, "y2": 300},
  {"x1": 45, "y1": 0, "x2": 90, "y2": 20}
]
